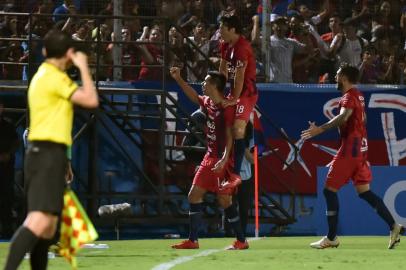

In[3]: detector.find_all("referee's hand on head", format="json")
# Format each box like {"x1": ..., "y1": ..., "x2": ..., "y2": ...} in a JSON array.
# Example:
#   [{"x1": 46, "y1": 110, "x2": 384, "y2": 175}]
[{"x1": 70, "y1": 51, "x2": 88, "y2": 70}]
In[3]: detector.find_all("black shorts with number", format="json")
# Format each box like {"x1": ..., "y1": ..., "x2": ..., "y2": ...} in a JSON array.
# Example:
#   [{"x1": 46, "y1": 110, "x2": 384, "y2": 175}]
[{"x1": 24, "y1": 141, "x2": 67, "y2": 215}]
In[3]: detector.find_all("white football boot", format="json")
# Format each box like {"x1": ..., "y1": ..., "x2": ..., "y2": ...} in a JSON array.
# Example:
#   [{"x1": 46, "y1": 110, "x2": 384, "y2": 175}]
[
  {"x1": 310, "y1": 236, "x2": 340, "y2": 249},
  {"x1": 388, "y1": 223, "x2": 405, "y2": 249}
]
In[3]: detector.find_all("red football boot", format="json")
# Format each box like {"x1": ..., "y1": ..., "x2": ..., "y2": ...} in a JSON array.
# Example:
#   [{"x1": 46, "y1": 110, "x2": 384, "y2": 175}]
[
  {"x1": 171, "y1": 239, "x2": 199, "y2": 249},
  {"x1": 226, "y1": 240, "x2": 249, "y2": 250}
]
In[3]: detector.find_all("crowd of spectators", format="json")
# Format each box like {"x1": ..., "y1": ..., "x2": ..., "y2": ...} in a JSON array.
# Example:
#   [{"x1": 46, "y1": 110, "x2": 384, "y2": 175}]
[
  {"x1": 1, "y1": 0, "x2": 406, "y2": 84},
  {"x1": 269, "y1": 0, "x2": 406, "y2": 84}
]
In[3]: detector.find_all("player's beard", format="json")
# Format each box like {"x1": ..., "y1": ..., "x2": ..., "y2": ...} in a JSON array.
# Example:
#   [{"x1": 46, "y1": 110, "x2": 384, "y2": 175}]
[{"x1": 202, "y1": 86, "x2": 207, "y2": 96}]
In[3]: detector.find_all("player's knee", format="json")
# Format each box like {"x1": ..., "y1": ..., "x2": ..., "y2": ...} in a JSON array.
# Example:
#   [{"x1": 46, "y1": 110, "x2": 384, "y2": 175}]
[
  {"x1": 188, "y1": 192, "x2": 202, "y2": 204},
  {"x1": 220, "y1": 200, "x2": 232, "y2": 209},
  {"x1": 46, "y1": 218, "x2": 59, "y2": 238},
  {"x1": 358, "y1": 190, "x2": 379, "y2": 205},
  {"x1": 42, "y1": 225, "x2": 57, "y2": 239},
  {"x1": 39, "y1": 220, "x2": 57, "y2": 238}
]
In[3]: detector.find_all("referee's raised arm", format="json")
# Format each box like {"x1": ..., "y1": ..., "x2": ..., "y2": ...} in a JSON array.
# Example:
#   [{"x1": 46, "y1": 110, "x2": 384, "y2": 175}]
[{"x1": 69, "y1": 51, "x2": 99, "y2": 108}]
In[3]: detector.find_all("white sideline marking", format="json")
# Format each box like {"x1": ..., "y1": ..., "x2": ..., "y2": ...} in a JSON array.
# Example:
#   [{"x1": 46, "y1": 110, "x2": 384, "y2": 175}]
[
  {"x1": 151, "y1": 249, "x2": 219, "y2": 270},
  {"x1": 151, "y1": 238, "x2": 261, "y2": 270}
]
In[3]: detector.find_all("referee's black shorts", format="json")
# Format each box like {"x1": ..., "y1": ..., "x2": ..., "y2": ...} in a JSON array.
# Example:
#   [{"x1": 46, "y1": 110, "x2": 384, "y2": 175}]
[{"x1": 24, "y1": 141, "x2": 67, "y2": 215}]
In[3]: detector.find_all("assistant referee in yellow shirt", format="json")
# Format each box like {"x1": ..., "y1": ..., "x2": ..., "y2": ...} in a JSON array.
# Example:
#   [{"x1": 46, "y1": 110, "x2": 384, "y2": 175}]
[{"x1": 4, "y1": 29, "x2": 98, "y2": 270}]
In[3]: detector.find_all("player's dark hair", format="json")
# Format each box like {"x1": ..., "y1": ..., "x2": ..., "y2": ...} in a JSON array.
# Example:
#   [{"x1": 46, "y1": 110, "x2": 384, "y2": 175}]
[
  {"x1": 339, "y1": 63, "x2": 359, "y2": 84},
  {"x1": 220, "y1": 15, "x2": 242, "y2": 34},
  {"x1": 207, "y1": 71, "x2": 226, "y2": 94},
  {"x1": 43, "y1": 29, "x2": 73, "y2": 58}
]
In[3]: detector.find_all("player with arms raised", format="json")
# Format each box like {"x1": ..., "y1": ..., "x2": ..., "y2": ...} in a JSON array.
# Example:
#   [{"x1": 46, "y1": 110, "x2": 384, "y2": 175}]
[{"x1": 169, "y1": 67, "x2": 248, "y2": 250}]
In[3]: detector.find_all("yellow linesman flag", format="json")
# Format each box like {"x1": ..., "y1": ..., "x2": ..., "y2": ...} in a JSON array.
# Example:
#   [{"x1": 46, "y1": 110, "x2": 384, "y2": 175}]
[{"x1": 59, "y1": 189, "x2": 98, "y2": 269}]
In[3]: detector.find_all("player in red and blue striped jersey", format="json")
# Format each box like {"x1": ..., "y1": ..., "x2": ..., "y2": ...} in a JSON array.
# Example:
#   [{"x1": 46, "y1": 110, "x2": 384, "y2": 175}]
[
  {"x1": 169, "y1": 67, "x2": 248, "y2": 250},
  {"x1": 301, "y1": 63, "x2": 404, "y2": 249}
]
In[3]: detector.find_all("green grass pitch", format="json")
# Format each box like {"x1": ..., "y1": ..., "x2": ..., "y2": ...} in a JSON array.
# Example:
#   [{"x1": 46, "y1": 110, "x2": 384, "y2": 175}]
[{"x1": 1, "y1": 237, "x2": 405, "y2": 269}]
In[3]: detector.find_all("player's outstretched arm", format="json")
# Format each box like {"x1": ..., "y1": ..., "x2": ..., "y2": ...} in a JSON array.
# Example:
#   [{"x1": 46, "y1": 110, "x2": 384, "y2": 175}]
[
  {"x1": 301, "y1": 107, "x2": 353, "y2": 140},
  {"x1": 170, "y1": 67, "x2": 199, "y2": 104},
  {"x1": 301, "y1": 121, "x2": 323, "y2": 140},
  {"x1": 320, "y1": 107, "x2": 353, "y2": 131}
]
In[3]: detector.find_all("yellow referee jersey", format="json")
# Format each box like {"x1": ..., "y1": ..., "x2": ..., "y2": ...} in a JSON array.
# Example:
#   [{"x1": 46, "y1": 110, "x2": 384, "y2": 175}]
[{"x1": 28, "y1": 62, "x2": 78, "y2": 146}]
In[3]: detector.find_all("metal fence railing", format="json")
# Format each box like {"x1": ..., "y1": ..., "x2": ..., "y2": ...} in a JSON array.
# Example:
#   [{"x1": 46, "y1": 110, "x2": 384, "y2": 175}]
[{"x1": 0, "y1": 0, "x2": 268, "y2": 82}]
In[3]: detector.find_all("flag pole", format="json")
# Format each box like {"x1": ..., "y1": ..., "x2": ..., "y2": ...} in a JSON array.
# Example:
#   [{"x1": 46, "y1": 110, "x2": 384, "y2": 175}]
[{"x1": 254, "y1": 145, "x2": 259, "y2": 238}]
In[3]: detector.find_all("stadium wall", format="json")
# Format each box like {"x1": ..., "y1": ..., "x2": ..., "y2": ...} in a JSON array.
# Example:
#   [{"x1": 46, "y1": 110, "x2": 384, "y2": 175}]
[
  {"x1": 95, "y1": 82, "x2": 406, "y2": 236},
  {"x1": 107, "y1": 81, "x2": 406, "y2": 195}
]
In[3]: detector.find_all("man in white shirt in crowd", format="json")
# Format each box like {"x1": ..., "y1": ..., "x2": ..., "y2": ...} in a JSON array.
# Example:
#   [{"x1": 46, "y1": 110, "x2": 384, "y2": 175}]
[
  {"x1": 331, "y1": 19, "x2": 368, "y2": 68},
  {"x1": 269, "y1": 16, "x2": 308, "y2": 83}
]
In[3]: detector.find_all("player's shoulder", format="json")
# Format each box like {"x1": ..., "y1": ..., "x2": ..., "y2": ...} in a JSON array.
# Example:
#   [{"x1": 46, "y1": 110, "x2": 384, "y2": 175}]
[
  {"x1": 343, "y1": 87, "x2": 359, "y2": 95},
  {"x1": 351, "y1": 88, "x2": 365, "y2": 105},
  {"x1": 340, "y1": 91, "x2": 353, "y2": 102},
  {"x1": 235, "y1": 37, "x2": 253, "y2": 58},
  {"x1": 38, "y1": 62, "x2": 67, "y2": 82},
  {"x1": 348, "y1": 87, "x2": 363, "y2": 97},
  {"x1": 220, "y1": 40, "x2": 228, "y2": 49},
  {"x1": 237, "y1": 36, "x2": 252, "y2": 49},
  {"x1": 341, "y1": 88, "x2": 362, "y2": 104},
  {"x1": 200, "y1": 95, "x2": 214, "y2": 107}
]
